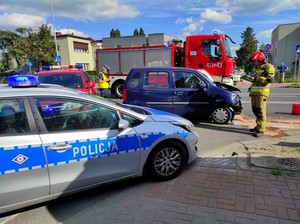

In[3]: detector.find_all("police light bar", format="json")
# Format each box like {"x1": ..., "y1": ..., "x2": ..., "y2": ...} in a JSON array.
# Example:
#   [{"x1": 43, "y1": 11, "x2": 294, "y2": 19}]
[
  {"x1": 42, "y1": 65, "x2": 83, "y2": 71},
  {"x1": 8, "y1": 75, "x2": 40, "y2": 87}
]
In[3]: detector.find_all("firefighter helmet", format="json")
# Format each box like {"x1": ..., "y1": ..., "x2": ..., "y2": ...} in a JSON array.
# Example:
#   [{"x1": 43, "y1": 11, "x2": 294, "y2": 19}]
[{"x1": 250, "y1": 51, "x2": 265, "y2": 62}]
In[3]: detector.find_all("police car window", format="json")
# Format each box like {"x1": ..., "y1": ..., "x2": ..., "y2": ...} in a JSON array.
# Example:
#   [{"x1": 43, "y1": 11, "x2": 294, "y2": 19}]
[
  {"x1": 38, "y1": 74, "x2": 83, "y2": 89},
  {"x1": 120, "y1": 112, "x2": 143, "y2": 127},
  {"x1": 84, "y1": 72, "x2": 90, "y2": 82},
  {"x1": 0, "y1": 99, "x2": 30, "y2": 135},
  {"x1": 34, "y1": 98, "x2": 119, "y2": 132},
  {"x1": 144, "y1": 72, "x2": 169, "y2": 88}
]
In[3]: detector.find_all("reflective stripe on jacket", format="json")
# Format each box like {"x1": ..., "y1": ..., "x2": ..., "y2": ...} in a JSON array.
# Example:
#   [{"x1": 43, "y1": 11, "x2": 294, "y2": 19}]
[{"x1": 249, "y1": 63, "x2": 274, "y2": 98}]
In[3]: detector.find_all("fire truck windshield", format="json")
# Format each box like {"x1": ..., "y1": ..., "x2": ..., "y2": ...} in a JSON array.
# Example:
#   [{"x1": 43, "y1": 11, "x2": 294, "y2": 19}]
[{"x1": 222, "y1": 38, "x2": 233, "y2": 58}]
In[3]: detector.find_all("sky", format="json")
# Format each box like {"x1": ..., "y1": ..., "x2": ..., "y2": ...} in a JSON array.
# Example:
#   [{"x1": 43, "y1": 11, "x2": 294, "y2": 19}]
[{"x1": 1, "y1": 0, "x2": 300, "y2": 55}]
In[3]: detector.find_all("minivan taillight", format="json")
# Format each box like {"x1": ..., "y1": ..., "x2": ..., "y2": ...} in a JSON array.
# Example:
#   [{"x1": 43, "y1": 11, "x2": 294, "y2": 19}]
[{"x1": 122, "y1": 88, "x2": 127, "y2": 103}]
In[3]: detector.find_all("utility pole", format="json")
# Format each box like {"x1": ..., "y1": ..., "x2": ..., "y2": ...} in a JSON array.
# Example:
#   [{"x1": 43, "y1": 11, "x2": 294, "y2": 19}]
[{"x1": 50, "y1": 0, "x2": 60, "y2": 65}]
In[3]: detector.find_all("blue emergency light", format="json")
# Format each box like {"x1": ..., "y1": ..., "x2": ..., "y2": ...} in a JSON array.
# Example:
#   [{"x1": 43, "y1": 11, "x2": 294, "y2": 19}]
[
  {"x1": 42, "y1": 64, "x2": 83, "y2": 71},
  {"x1": 8, "y1": 75, "x2": 40, "y2": 87},
  {"x1": 42, "y1": 65, "x2": 51, "y2": 70},
  {"x1": 75, "y1": 64, "x2": 83, "y2": 69}
]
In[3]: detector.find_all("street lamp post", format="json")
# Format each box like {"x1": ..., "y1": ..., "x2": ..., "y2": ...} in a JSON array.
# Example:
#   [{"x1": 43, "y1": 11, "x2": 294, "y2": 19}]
[{"x1": 50, "y1": 0, "x2": 60, "y2": 65}]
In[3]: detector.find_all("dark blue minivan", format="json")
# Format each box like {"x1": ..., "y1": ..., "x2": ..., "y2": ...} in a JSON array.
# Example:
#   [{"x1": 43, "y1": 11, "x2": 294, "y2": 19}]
[{"x1": 123, "y1": 67, "x2": 242, "y2": 124}]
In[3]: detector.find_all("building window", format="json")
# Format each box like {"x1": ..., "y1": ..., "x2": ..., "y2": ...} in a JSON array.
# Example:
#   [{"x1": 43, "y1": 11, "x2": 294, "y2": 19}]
[{"x1": 73, "y1": 42, "x2": 89, "y2": 53}]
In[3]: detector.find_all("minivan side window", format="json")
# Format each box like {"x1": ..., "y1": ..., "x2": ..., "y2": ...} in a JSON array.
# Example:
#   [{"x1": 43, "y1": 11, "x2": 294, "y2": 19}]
[
  {"x1": 144, "y1": 72, "x2": 169, "y2": 88},
  {"x1": 173, "y1": 72, "x2": 206, "y2": 89},
  {"x1": 128, "y1": 72, "x2": 141, "y2": 88}
]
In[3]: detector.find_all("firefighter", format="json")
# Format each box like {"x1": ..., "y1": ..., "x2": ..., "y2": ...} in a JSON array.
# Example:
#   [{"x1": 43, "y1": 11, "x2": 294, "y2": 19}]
[
  {"x1": 98, "y1": 65, "x2": 111, "y2": 98},
  {"x1": 248, "y1": 51, "x2": 275, "y2": 137}
]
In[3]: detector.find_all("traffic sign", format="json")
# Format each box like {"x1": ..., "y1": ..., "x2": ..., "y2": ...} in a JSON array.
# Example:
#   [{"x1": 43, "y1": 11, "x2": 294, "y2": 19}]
[
  {"x1": 265, "y1": 43, "x2": 271, "y2": 51},
  {"x1": 296, "y1": 45, "x2": 300, "y2": 54},
  {"x1": 265, "y1": 50, "x2": 271, "y2": 55},
  {"x1": 27, "y1": 61, "x2": 32, "y2": 67},
  {"x1": 54, "y1": 55, "x2": 62, "y2": 63}
]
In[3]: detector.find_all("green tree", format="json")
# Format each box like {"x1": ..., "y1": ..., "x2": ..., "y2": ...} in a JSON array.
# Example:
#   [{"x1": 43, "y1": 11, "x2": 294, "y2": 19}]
[
  {"x1": 0, "y1": 25, "x2": 56, "y2": 71},
  {"x1": 26, "y1": 25, "x2": 56, "y2": 71},
  {"x1": 110, "y1": 29, "x2": 121, "y2": 37},
  {"x1": 235, "y1": 27, "x2": 258, "y2": 74},
  {"x1": 133, "y1": 29, "x2": 138, "y2": 36},
  {"x1": 139, "y1": 28, "x2": 145, "y2": 35},
  {"x1": 0, "y1": 29, "x2": 25, "y2": 69},
  {"x1": 259, "y1": 42, "x2": 265, "y2": 54}
]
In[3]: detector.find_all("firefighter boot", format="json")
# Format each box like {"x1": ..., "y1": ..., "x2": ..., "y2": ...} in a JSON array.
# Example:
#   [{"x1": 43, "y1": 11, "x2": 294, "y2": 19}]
[{"x1": 254, "y1": 132, "x2": 264, "y2": 138}]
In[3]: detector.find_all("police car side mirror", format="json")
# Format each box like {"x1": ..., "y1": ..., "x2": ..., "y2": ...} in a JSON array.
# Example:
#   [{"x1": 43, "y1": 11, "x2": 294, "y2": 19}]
[{"x1": 118, "y1": 119, "x2": 130, "y2": 131}]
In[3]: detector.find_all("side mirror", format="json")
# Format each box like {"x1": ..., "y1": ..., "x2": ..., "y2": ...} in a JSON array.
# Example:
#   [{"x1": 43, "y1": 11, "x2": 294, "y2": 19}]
[
  {"x1": 87, "y1": 81, "x2": 95, "y2": 88},
  {"x1": 118, "y1": 119, "x2": 130, "y2": 131}
]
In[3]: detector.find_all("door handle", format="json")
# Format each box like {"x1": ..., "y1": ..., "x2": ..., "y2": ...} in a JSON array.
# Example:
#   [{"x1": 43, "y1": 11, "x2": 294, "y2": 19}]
[
  {"x1": 48, "y1": 144, "x2": 72, "y2": 152},
  {"x1": 176, "y1": 91, "x2": 184, "y2": 95},
  {"x1": 144, "y1": 90, "x2": 151, "y2": 94}
]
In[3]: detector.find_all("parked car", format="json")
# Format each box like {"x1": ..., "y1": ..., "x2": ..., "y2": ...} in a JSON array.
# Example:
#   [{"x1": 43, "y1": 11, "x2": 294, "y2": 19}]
[
  {"x1": 123, "y1": 67, "x2": 242, "y2": 124},
  {"x1": 0, "y1": 70, "x2": 18, "y2": 86},
  {"x1": 36, "y1": 65, "x2": 96, "y2": 94},
  {"x1": 0, "y1": 74, "x2": 198, "y2": 214}
]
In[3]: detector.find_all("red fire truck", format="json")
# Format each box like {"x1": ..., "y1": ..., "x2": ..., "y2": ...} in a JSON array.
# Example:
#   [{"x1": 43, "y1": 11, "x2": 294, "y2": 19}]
[{"x1": 96, "y1": 33, "x2": 239, "y2": 98}]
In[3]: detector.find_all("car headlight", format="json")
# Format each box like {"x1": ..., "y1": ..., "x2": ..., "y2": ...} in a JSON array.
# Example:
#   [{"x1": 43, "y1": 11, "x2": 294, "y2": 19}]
[
  {"x1": 171, "y1": 121, "x2": 195, "y2": 132},
  {"x1": 222, "y1": 76, "x2": 233, "y2": 84}
]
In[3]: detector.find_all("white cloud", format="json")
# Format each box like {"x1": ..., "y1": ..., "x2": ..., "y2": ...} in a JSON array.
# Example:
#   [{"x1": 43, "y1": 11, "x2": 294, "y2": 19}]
[
  {"x1": 0, "y1": 13, "x2": 46, "y2": 30},
  {"x1": 257, "y1": 29, "x2": 274, "y2": 40},
  {"x1": 183, "y1": 23, "x2": 198, "y2": 33},
  {"x1": 175, "y1": 17, "x2": 194, "y2": 24},
  {"x1": 230, "y1": 0, "x2": 299, "y2": 16},
  {"x1": 201, "y1": 9, "x2": 232, "y2": 24},
  {"x1": 57, "y1": 28, "x2": 89, "y2": 38},
  {"x1": 215, "y1": 0, "x2": 230, "y2": 8},
  {"x1": 0, "y1": 0, "x2": 140, "y2": 21}
]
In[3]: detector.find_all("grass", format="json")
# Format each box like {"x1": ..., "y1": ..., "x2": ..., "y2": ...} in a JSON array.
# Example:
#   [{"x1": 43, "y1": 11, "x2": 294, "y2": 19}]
[
  {"x1": 287, "y1": 172, "x2": 296, "y2": 177},
  {"x1": 271, "y1": 169, "x2": 282, "y2": 176}
]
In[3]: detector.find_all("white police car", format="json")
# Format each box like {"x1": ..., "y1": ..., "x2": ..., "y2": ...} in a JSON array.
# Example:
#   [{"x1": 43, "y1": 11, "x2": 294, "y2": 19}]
[{"x1": 0, "y1": 75, "x2": 198, "y2": 214}]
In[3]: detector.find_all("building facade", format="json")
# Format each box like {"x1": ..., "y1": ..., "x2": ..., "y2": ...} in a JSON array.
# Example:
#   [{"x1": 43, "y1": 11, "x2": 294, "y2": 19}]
[
  {"x1": 271, "y1": 23, "x2": 300, "y2": 71},
  {"x1": 56, "y1": 33, "x2": 101, "y2": 71}
]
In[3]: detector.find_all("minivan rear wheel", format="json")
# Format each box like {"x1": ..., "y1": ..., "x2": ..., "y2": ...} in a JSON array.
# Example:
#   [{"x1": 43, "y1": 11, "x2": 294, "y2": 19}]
[{"x1": 211, "y1": 107, "x2": 232, "y2": 124}]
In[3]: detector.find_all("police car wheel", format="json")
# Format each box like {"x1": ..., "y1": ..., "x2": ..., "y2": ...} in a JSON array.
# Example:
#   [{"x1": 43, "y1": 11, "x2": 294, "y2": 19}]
[
  {"x1": 211, "y1": 107, "x2": 232, "y2": 124},
  {"x1": 147, "y1": 141, "x2": 186, "y2": 181}
]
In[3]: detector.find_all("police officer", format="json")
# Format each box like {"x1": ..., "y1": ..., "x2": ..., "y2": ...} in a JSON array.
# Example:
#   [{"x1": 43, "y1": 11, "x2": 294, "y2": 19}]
[
  {"x1": 248, "y1": 51, "x2": 275, "y2": 137},
  {"x1": 98, "y1": 65, "x2": 111, "y2": 98}
]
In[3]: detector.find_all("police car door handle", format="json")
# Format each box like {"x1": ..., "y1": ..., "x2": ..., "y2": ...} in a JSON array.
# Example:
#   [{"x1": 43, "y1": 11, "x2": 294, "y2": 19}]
[
  {"x1": 48, "y1": 144, "x2": 72, "y2": 152},
  {"x1": 144, "y1": 90, "x2": 151, "y2": 94}
]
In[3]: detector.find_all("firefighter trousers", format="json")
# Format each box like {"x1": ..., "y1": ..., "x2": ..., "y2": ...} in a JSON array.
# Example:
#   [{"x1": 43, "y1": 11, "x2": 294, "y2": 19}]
[{"x1": 251, "y1": 95, "x2": 267, "y2": 133}]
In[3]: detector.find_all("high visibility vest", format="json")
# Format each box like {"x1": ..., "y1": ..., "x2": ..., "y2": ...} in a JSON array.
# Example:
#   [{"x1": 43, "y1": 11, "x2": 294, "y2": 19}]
[
  {"x1": 98, "y1": 72, "x2": 110, "y2": 89},
  {"x1": 249, "y1": 63, "x2": 274, "y2": 98}
]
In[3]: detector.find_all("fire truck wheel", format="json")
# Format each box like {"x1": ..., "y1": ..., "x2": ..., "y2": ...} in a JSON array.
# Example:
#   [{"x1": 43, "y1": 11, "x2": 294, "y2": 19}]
[
  {"x1": 211, "y1": 107, "x2": 232, "y2": 124},
  {"x1": 114, "y1": 82, "x2": 124, "y2": 99}
]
